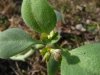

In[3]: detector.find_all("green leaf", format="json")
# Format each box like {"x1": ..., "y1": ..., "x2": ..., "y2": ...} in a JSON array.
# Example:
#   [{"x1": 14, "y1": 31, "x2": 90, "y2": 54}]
[
  {"x1": 86, "y1": 24, "x2": 97, "y2": 32},
  {"x1": 21, "y1": 0, "x2": 56, "y2": 33},
  {"x1": 54, "y1": 10, "x2": 62, "y2": 22},
  {"x1": 49, "y1": 32, "x2": 61, "y2": 45},
  {"x1": 10, "y1": 49, "x2": 35, "y2": 61},
  {"x1": 61, "y1": 43, "x2": 100, "y2": 75},
  {"x1": 0, "y1": 28, "x2": 36, "y2": 59},
  {"x1": 47, "y1": 55, "x2": 60, "y2": 75}
]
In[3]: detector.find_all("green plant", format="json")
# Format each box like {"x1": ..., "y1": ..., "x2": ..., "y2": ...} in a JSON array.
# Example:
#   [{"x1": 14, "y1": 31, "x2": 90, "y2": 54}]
[{"x1": 0, "y1": 0, "x2": 100, "y2": 75}]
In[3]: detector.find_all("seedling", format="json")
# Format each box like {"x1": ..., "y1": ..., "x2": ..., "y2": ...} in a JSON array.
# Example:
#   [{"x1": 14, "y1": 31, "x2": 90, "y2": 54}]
[{"x1": 0, "y1": 0, "x2": 100, "y2": 75}]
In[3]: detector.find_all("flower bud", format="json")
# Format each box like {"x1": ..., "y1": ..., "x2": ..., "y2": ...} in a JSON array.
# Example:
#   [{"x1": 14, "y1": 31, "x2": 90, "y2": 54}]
[{"x1": 50, "y1": 49, "x2": 61, "y2": 61}]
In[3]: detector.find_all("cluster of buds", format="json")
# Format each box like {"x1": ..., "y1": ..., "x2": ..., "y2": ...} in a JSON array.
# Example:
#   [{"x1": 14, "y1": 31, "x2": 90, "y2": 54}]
[
  {"x1": 50, "y1": 49, "x2": 61, "y2": 61},
  {"x1": 40, "y1": 47, "x2": 61, "y2": 61}
]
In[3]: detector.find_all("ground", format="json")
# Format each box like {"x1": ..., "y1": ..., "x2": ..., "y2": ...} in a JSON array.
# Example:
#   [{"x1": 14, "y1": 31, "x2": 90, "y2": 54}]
[{"x1": 0, "y1": 0, "x2": 100, "y2": 75}]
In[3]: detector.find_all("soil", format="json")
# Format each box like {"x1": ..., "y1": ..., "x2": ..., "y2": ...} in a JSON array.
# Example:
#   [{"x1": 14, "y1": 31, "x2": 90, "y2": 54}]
[{"x1": 0, "y1": 0, "x2": 100, "y2": 75}]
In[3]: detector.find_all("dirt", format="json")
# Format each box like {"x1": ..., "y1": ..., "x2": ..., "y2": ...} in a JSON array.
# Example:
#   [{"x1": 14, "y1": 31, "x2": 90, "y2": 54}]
[{"x1": 0, "y1": 0, "x2": 100, "y2": 75}]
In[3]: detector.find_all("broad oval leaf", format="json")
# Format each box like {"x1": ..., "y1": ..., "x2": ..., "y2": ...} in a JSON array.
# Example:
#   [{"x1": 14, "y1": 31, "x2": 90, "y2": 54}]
[
  {"x1": 21, "y1": 0, "x2": 56, "y2": 33},
  {"x1": 0, "y1": 28, "x2": 36, "y2": 59},
  {"x1": 61, "y1": 43, "x2": 100, "y2": 75},
  {"x1": 47, "y1": 55, "x2": 60, "y2": 75}
]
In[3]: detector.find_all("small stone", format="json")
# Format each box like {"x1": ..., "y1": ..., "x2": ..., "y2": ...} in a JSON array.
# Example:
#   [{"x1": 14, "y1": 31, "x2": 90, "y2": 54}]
[
  {"x1": 86, "y1": 19, "x2": 91, "y2": 24},
  {"x1": 76, "y1": 24, "x2": 86, "y2": 32}
]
